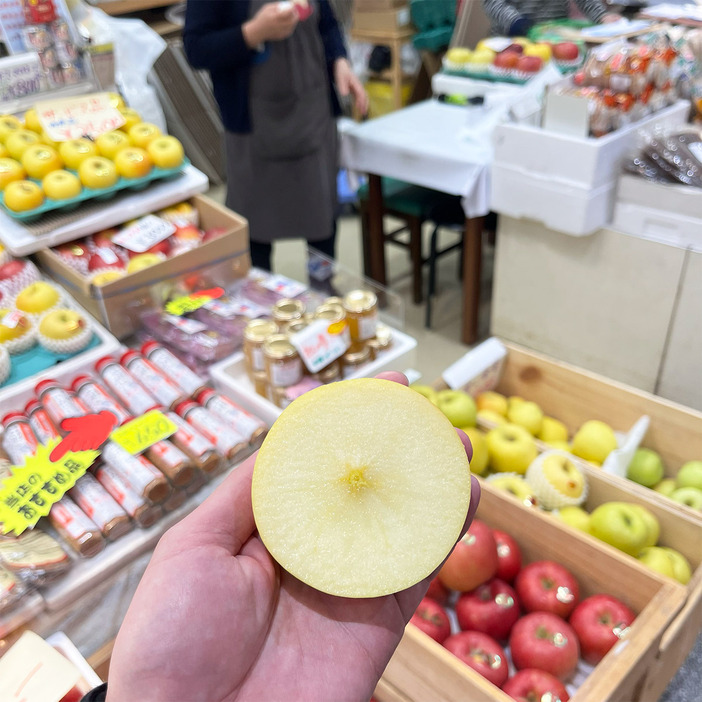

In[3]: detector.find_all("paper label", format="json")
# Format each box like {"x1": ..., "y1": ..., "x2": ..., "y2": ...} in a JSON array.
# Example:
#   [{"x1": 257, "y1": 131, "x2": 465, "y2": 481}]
[
  {"x1": 165, "y1": 314, "x2": 207, "y2": 335},
  {"x1": 113, "y1": 215, "x2": 175, "y2": 253},
  {"x1": 290, "y1": 318, "x2": 350, "y2": 373},
  {"x1": 204, "y1": 297, "x2": 268, "y2": 319},
  {"x1": 36, "y1": 92, "x2": 126, "y2": 142},
  {"x1": 0, "y1": 439, "x2": 100, "y2": 535},
  {"x1": 165, "y1": 287, "x2": 225, "y2": 317},
  {"x1": 110, "y1": 410, "x2": 177, "y2": 456},
  {"x1": 260, "y1": 274, "x2": 307, "y2": 298},
  {"x1": 1, "y1": 309, "x2": 24, "y2": 329},
  {"x1": 0, "y1": 53, "x2": 45, "y2": 102},
  {"x1": 441, "y1": 337, "x2": 508, "y2": 392}
]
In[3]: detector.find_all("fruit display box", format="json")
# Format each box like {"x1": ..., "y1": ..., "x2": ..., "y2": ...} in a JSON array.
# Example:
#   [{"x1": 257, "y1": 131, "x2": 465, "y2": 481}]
[
  {"x1": 377, "y1": 486, "x2": 685, "y2": 702},
  {"x1": 433, "y1": 340, "x2": 702, "y2": 700},
  {"x1": 35, "y1": 194, "x2": 251, "y2": 339}
]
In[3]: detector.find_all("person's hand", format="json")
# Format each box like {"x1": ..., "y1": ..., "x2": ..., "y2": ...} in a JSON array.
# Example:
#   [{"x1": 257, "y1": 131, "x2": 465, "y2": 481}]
[
  {"x1": 106, "y1": 371, "x2": 480, "y2": 702},
  {"x1": 243, "y1": 2, "x2": 299, "y2": 47},
  {"x1": 335, "y1": 57, "x2": 369, "y2": 116},
  {"x1": 602, "y1": 13, "x2": 622, "y2": 23}
]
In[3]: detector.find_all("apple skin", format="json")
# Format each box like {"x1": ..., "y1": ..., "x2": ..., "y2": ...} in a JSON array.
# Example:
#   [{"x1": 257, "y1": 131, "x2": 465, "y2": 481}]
[
  {"x1": 438, "y1": 519, "x2": 498, "y2": 592},
  {"x1": 443, "y1": 631, "x2": 509, "y2": 688},
  {"x1": 653, "y1": 479, "x2": 677, "y2": 497},
  {"x1": 87, "y1": 249, "x2": 125, "y2": 273},
  {"x1": 0, "y1": 259, "x2": 28, "y2": 281},
  {"x1": 538, "y1": 416, "x2": 569, "y2": 444},
  {"x1": 59, "y1": 138, "x2": 98, "y2": 170},
  {"x1": 147, "y1": 135, "x2": 185, "y2": 169},
  {"x1": 477, "y1": 409, "x2": 507, "y2": 426},
  {"x1": 78, "y1": 157, "x2": 118, "y2": 190},
  {"x1": 569, "y1": 594, "x2": 635, "y2": 664},
  {"x1": 677, "y1": 461, "x2": 702, "y2": 491},
  {"x1": 628, "y1": 504, "x2": 660, "y2": 548},
  {"x1": 502, "y1": 669, "x2": 570, "y2": 702},
  {"x1": 202, "y1": 226, "x2": 228, "y2": 243},
  {"x1": 517, "y1": 56, "x2": 543, "y2": 73},
  {"x1": 410, "y1": 597, "x2": 451, "y2": 644},
  {"x1": 425, "y1": 576, "x2": 450, "y2": 606},
  {"x1": 553, "y1": 42, "x2": 580, "y2": 62},
  {"x1": 556, "y1": 506, "x2": 591, "y2": 534},
  {"x1": 114, "y1": 146, "x2": 153, "y2": 179},
  {"x1": 494, "y1": 50, "x2": 520, "y2": 69},
  {"x1": 3, "y1": 179, "x2": 44, "y2": 211},
  {"x1": 436, "y1": 389, "x2": 477, "y2": 428},
  {"x1": 21, "y1": 144, "x2": 63, "y2": 179},
  {"x1": 493, "y1": 529, "x2": 522, "y2": 583},
  {"x1": 571, "y1": 420, "x2": 618, "y2": 465},
  {"x1": 638, "y1": 546, "x2": 692, "y2": 584},
  {"x1": 515, "y1": 560, "x2": 580, "y2": 619},
  {"x1": 506, "y1": 399, "x2": 543, "y2": 436},
  {"x1": 510, "y1": 612, "x2": 580, "y2": 680},
  {"x1": 463, "y1": 427, "x2": 488, "y2": 476},
  {"x1": 487, "y1": 475, "x2": 539, "y2": 508},
  {"x1": 670, "y1": 487, "x2": 702, "y2": 510},
  {"x1": 627, "y1": 448, "x2": 664, "y2": 487},
  {"x1": 486, "y1": 423, "x2": 538, "y2": 474},
  {"x1": 0, "y1": 157, "x2": 26, "y2": 190},
  {"x1": 589, "y1": 502, "x2": 651, "y2": 556},
  {"x1": 476, "y1": 391, "x2": 508, "y2": 416},
  {"x1": 95, "y1": 130, "x2": 131, "y2": 160},
  {"x1": 42, "y1": 169, "x2": 82, "y2": 200},
  {"x1": 455, "y1": 578, "x2": 521, "y2": 640}
]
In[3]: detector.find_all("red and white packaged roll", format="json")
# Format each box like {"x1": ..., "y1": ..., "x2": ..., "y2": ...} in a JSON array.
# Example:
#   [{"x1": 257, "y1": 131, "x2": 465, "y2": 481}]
[
  {"x1": 68, "y1": 472, "x2": 133, "y2": 541},
  {"x1": 26, "y1": 399, "x2": 61, "y2": 444},
  {"x1": 36, "y1": 379, "x2": 85, "y2": 428},
  {"x1": 174, "y1": 401, "x2": 248, "y2": 462},
  {"x1": 121, "y1": 350, "x2": 186, "y2": 410},
  {"x1": 1, "y1": 412, "x2": 39, "y2": 465},
  {"x1": 196, "y1": 389, "x2": 267, "y2": 446},
  {"x1": 94, "y1": 464, "x2": 162, "y2": 528},
  {"x1": 49, "y1": 496, "x2": 105, "y2": 558},
  {"x1": 141, "y1": 341, "x2": 208, "y2": 397},
  {"x1": 95, "y1": 356, "x2": 159, "y2": 416},
  {"x1": 72, "y1": 375, "x2": 131, "y2": 426},
  {"x1": 101, "y1": 441, "x2": 171, "y2": 504}
]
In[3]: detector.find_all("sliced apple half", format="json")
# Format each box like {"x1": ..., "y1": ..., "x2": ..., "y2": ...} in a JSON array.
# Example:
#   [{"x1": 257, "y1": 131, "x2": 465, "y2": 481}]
[{"x1": 252, "y1": 378, "x2": 471, "y2": 598}]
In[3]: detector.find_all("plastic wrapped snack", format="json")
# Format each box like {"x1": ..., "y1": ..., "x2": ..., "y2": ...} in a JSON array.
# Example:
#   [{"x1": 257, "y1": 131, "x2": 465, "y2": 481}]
[{"x1": 0, "y1": 529, "x2": 71, "y2": 585}]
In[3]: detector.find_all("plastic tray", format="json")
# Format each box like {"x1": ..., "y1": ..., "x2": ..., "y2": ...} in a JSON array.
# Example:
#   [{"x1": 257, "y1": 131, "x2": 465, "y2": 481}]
[{"x1": 1, "y1": 158, "x2": 191, "y2": 223}]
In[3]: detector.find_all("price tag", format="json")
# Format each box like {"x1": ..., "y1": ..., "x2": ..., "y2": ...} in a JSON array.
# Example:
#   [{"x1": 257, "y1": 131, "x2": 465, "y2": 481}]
[
  {"x1": 441, "y1": 337, "x2": 507, "y2": 393},
  {"x1": 290, "y1": 318, "x2": 350, "y2": 373},
  {"x1": 1, "y1": 309, "x2": 24, "y2": 329},
  {"x1": 0, "y1": 439, "x2": 100, "y2": 535},
  {"x1": 164, "y1": 315, "x2": 207, "y2": 334},
  {"x1": 113, "y1": 215, "x2": 176, "y2": 253},
  {"x1": 203, "y1": 297, "x2": 269, "y2": 319},
  {"x1": 35, "y1": 92, "x2": 126, "y2": 142},
  {"x1": 110, "y1": 410, "x2": 177, "y2": 455},
  {"x1": 260, "y1": 274, "x2": 307, "y2": 299},
  {"x1": 164, "y1": 287, "x2": 225, "y2": 317}
]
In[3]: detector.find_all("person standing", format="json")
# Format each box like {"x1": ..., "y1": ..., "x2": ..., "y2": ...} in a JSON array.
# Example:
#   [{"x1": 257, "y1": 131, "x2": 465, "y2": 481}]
[{"x1": 184, "y1": 0, "x2": 367, "y2": 272}]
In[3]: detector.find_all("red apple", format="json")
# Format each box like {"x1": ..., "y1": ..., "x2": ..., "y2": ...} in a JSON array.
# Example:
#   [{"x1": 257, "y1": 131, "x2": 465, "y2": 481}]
[
  {"x1": 438, "y1": 519, "x2": 498, "y2": 592},
  {"x1": 510, "y1": 612, "x2": 580, "y2": 680},
  {"x1": 126, "y1": 238, "x2": 172, "y2": 259},
  {"x1": 493, "y1": 529, "x2": 522, "y2": 583},
  {"x1": 426, "y1": 576, "x2": 450, "y2": 606},
  {"x1": 410, "y1": 597, "x2": 451, "y2": 644},
  {"x1": 455, "y1": 578, "x2": 520, "y2": 640},
  {"x1": 502, "y1": 669, "x2": 570, "y2": 702},
  {"x1": 569, "y1": 594, "x2": 636, "y2": 664},
  {"x1": 91, "y1": 227, "x2": 120, "y2": 249},
  {"x1": 0, "y1": 259, "x2": 26, "y2": 282},
  {"x1": 515, "y1": 561, "x2": 580, "y2": 619},
  {"x1": 504, "y1": 43, "x2": 524, "y2": 55},
  {"x1": 444, "y1": 631, "x2": 509, "y2": 687},
  {"x1": 516, "y1": 56, "x2": 543, "y2": 73},
  {"x1": 494, "y1": 51, "x2": 521, "y2": 69},
  {"x1": 173, "y1": 223, "x2": 203, "y2": 243},
  {"x1": 553, "y1": 42, "x2": 580, "y2": 62},
  {"x1": 55, "y1": 240, "x2": 90, "y2": 270},
  {"x1": 87, "y1": 249, "x2": 125, "y2": 272},
  {"x1": 202, "y1": 226, "x2": 228, "y2": 243}
]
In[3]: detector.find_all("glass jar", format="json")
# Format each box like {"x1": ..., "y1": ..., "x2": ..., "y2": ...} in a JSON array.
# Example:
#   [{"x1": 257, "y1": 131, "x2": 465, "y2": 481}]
[
  {"x1": 342, "y1": 343, "x2": 371, "y2": 378},
  {"x1": 272, "y1": 298, "x2": 305, "y2": 330},
  {"x1": 285, "y1": 319, "x2": 308, "y2": 335},
  {"x1": 243, "y1": 319, "x2": 277, "y2": 375},
  {"x1": 343, "y1": 290, "x2": 378, "y2": 342},
  {"x1": 251, "y1": 370, "x2": 269, "y2": 399},
  {"x1": 314, "y1": 302, "x2": 346, "y2": 325},
  {"x1": 263, "y1": 334, "x2": 303, "y2": 389},
  {"x1": 314, "y1": 359, "x2": 342, "y2": 384},
  {"x1": 367, "y1": 324, "x2": 393, "y2": 360}
]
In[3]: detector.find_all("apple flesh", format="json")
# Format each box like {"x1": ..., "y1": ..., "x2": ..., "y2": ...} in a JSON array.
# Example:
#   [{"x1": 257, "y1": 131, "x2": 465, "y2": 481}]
[{"x1": 252, "y1": 378, "x2": 471, "y2": 597}]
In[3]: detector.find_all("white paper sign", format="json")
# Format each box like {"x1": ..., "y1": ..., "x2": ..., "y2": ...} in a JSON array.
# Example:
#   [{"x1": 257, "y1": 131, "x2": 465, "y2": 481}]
[
  {"x1": 290, "y1": 318, "x2": 350, "y2": 373},
  {"x1": 113, "y1": 215, "x2": 175, "y2": 253},
  {"x1": 165, "y1": 315, "x2": 207, "y2": 335},
  {"x1": 260, "y1": 274, "x2": 307, "y2": 299},
  {"x1": 36, "y1": 92, "x2": 126, "y2": 141},
  {"x1": 442, "y1": 337, "x2": 508, "y2": 392},
  {"x1": 0, "y1": 54, "x2": 45, "y2": 103},
  {"x1": 204, "y1": 297, "x2": 269, "y2": 319}
]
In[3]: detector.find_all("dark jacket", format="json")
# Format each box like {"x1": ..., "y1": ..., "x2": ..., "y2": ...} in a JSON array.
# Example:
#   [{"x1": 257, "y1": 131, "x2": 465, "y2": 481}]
[{"x1": 183, "y1": 0, "x2": 347, "y2": 133}]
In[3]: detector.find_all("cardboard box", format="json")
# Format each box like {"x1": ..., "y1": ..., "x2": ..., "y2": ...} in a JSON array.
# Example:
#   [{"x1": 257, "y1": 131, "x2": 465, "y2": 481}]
[
  {"x1": 35, "y1": 195, "x2": 250, "y2": 339},
  {"x1": 352, "y1": 6, "x2": 412, "y2": 32}
]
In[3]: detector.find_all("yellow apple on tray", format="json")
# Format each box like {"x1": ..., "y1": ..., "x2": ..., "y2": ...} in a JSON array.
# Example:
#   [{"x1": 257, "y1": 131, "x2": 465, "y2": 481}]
[
  {"x1": 42, "y1": 170, "x2": 82, "y2": 200},
  {"x1": 462, "y1": 427, "x2": 488, "y2": 476},
  {"x1": 526, "y1": 450, "x2": 587, "y2": 510},
  {"x1": 476, "y1": 390, "x2": 508, "y2": 417},
  {"x1": 556, "y1": 505, "x2": 591, "y2": 534},
  {"x1": 409, "y1": 384, "x2": 438, "y2": 404},
  {"x1": 507, "y1": 397, "x2": 543, "y2": 436},
  {"x1": 59, "y1": 138, "x2": 99, "y2": 170},
  {"x1": 486, "y1": 473, "x2": 539, "y2": 507},
  {"x1": 23, "y1": 108, "x2": 42, "y2": 133},
  {"x1": 589, "y1": 502, "x2": 650, "y2": 556},
  {"x1": 40, "y1": 132, "x2": 61, "y2": 149},
  {"x1": 113, "y1": 147, "x2": 153, "y2": 179},
  {"x1": 477, "y1": 409, "x2": 508, "y2": 426},
  {"x1": 118, "y1": 107, "x2": 142, "y2": 132},
  {"x1": 107, "y1": 91, "x2": 126, "y2": 110},
  {"x1": 538, "y1": 416, "x2": 569, "y2": 444},
  {"x1": 638, "y1": 546, "x2": 692, "y2": 585},
  {"x1": 147, "y1": 136, "x2": 184, "y2": 169},
  {"x1": 524, "y1": 43, "x2": 552, "y2": 62},
  {"x1": 21, "y1": 144, "x2": 63, "y2": 179},
  {"x1": 0, "y1": 158, "x2": 26, "y2": 190},
  {"x1": 571, "y1": 420, "x2": 618, "y2": 465},
  {"x1": 436, "y1": 389, "x2": 477, "y2": 427},
  {"x1": 252, "y1": 378, "x2": 471, "y2": 597},
  {"x1": 3, "y1": 180, "x2": 44, "y2": 211},
  {"x1": 0, "y1": 143, "x2": 7, "y2": 158},
  {"x1": 0, "y1": 115, "x2": 23, "y2": 143},
  {"x1": 14, "y1": 281, "x2": 61, "y2": 315},
  {"x1": 128, "y1": 122, "x2": 161, "y2": 149},
  {"x1": 653, "y1": 478, "x2": 677, "y2": 497},
  {"x1": 0, "y1": 308, "x2": 35, "y2": 354},
  {"x1": 78, "y1": 157, "x2": 118, "y2": 190},
  {"x1": 127, "y1": 253, "x2": 163, "y2": 273},
  {"x1": 37, "y1": 308, "x2": 91, "y2": 353},
  {"x1": 95, "y1": 130, "x2": 131, "y2": 160},
  {"x1": 5, "y1": 129, "x2": 40, "y2": 160},
  {"x1": 486, "y1": 423, "x2": 538, "y2": 474}
]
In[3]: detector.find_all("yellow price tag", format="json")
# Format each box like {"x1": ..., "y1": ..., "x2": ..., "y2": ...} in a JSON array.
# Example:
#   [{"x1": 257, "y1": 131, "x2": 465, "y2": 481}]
[
  {"x1": 0, "y1": 439, "x2": 100, "y2": 535},
  {"x1": 111, "y1": 410, "x2": 177, "y2": 455},
  {"x1": 164, "y1": 287, "x2": 225, "y2": 317}
]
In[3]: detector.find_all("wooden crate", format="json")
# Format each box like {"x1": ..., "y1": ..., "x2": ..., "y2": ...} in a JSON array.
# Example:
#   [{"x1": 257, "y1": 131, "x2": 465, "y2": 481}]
[{"x1": 381, "y1": 487, "x2": 685, "y2": 702}]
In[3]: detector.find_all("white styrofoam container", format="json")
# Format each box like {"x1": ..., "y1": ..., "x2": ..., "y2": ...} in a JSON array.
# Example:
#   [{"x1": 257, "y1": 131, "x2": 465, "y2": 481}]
[
  {"x1": 209, "y1": 326, "x2": 418, "y2": 427},
  {"x1": 612, "y1": 175, "x2": 702, "y2": 252},
  {"x1": 490, "y1": 163, "x2": 615, "y2": 236},
  {"x1": 492, "y1": 100, "x2": 690, "y2": 190}
]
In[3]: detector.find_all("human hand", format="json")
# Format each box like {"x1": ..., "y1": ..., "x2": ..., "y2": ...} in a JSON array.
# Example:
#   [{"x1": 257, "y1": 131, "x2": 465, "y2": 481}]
[
  {"x1": 335, "y1": 58, "x2": 369, "y2": 116},
  {"x1": 602, "y1": 13, "x2": 622, "y2": 23},
  {"x1": 243, "y1": 2, "x2": 299, "y2": 47},
  {"x1": 106, "y1": 372, "x2": 480, "y2": 702},
  {"x1": 50, "y1": 411, "x2": 118, "y2": 462}
]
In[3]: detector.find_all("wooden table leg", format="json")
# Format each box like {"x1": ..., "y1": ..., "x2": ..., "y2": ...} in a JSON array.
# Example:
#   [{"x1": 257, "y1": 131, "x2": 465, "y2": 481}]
[
  {"x1": 462, "y1": 216, "x2": 484, "y2": 345},
  {"x1": 367, "y1": 173, "x2": 387, "y2": 287}
]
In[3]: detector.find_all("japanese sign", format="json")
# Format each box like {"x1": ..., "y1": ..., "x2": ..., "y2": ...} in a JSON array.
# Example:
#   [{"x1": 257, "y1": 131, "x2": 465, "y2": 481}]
[
  {"x1": 110, "y1": 410, "x2": 177, "y2": 456},
  {"x1": 35, "y1": 91, "x2": 125, "y2": 141},
  {"x1": 290, "y1": 318, "x2": 350, "y2": 373}
]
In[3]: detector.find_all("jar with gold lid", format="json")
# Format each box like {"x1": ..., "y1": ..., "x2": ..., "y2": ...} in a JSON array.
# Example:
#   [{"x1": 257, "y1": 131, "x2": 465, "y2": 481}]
[
  {"x1": 323, "y1": 296, "x2": 344, "y2": 308},
  {"x1": 367, "y1": 324, "x2": 393, "y2": 360},
  {"x1": 314, "y1": 359, "x2": 342, "y2": 384},
  {"x1": 285, "y1": 319, "x2": 308, "y2": 335},
  {"x1": 243, "y1": 319, "x2": 278, "y2": 375},
  {"x1": 342, "y1": 343, "x2": 371, "y2": 378},
  {"x1": 343, "y1": 290, "x2": 378, "y2": 342},
  {"x1": 314, "y1": 302, "x2": 346, "y2": 324},
  {"x1": 263, "y1": 334, "x2": 303, "y2": 389},
  {"x1": 272, "y1": 298, "x2": 305, "y2": 330}
]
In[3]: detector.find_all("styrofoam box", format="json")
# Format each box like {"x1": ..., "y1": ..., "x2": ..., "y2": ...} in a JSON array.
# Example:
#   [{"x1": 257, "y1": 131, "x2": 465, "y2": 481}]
[
  {"x1": 490, "y1": 163, "x2": 615, "y2": 236},
  {"x1": 492, "y1": 100, "x2": 690, "y2": 190},
  {"x1": 612, "y1": 175, "x2": 702, "y2": 251},
  {"x1": 209, "y1": 326, "x2": 418, "y2": 427}
]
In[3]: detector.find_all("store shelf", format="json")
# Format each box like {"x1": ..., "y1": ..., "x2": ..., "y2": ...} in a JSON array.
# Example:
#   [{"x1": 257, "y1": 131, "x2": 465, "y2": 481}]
[{"x1": 0, "y1": 165, "x2": 209, "y2": 257}]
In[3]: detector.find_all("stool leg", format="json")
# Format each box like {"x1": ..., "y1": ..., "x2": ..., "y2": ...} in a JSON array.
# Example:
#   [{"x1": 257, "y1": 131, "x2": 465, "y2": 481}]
[
  {"x1": 360, "y1": 201, "x2": 372, "y2": 280},
  {"x1": 409, "y1": 215, "x2": 423, "y2": 305},
  {"x1": 425, "y1": 225, "x2": 440, "y2": 329}
]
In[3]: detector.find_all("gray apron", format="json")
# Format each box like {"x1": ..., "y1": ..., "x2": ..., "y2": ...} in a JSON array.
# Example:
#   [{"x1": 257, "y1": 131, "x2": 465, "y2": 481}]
[{"x1": 225, "y1": 0, "x2": 338, "y2": 244}]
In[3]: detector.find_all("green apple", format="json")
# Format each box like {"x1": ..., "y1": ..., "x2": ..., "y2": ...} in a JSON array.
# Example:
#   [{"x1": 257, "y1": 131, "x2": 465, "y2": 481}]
[
  {"x1": 628, "y1": 504, "x2": 660, "y2": 548},
  {"x1": 537, "y1": 452, "x2": 586, "y2": 500},
  {"x1": 653, "y1": 479, "x2": 677, "y2": 498},
  {"x1": 677, "y1": 461, "x2": 702, "y2": 491},
  {"x1": 571, "y1": 420, "x2": 618, "y2": 464},
  {"x1": 538, "y1": 416, "x2": 569, "y2": 444},
  {"x1": 487, "y1": 474, "x2": 539, "y2": 507},
  {"x1": 670, "y1": 487, "x2": 702, "y2": 511},
  {"x1": 486, "y1": 423, "x2": 538, "y2": 475},
  {"x1": 589, "y1": 502, "x2": 649, "y2": 556},
  {"x1": 462, "y1": 427, "x2": 489, "y2": 476},
  {"x1": 475, "y1": 390, "x2": 508, "y2": 417},
  {"x1": 627, "y1": 448, "x2": 664, "y2": 488},
  {"x1": 661, "y1": 547, "x2": 692, "y2": 585},
  {"x1": 638, "y1": 546, "x2": 692, "y2": 584},
  {"x1": 477, "y1": 409, "x2": 507, "y2": 426},
  {"x1": 410, "y1": 384, "x2": 438, "y2": 405},
  {"x1": 546, "y1": 440, "x2": 571, "y2": 452},
  {"x1": 507, "y1": 398, "x2": 543, "y2": 436},
  {"x1": 557, "y1": 506, "x2": 591, "y2": 533},
  {"x1": 436, "y1": 389, "x2": 477, "y2": 428}
]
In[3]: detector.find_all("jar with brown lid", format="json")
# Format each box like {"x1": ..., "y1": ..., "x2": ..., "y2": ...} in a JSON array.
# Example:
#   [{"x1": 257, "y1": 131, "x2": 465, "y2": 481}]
[
  {"x1": 342, "y1": 343, "x2": 372, "y2": 378},
  {"x1": 367, "y1": 324, "x2": 393, "y2": 360},
  {"x1": 272, "y1": 298, "x2": 305, "y2": 330},
  {"x1": 263, "y1": 334, "x2": 303, "y2": 389},
  {"x1": 343, "y1": 290, "x2": 378, "y2": 342},
  {"x1": 243, "y1": 319, "x2": 278, "y2": 375}
]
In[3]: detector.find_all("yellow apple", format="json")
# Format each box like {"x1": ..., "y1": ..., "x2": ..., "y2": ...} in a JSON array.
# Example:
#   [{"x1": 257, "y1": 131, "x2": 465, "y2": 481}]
[
  {"x1": 252, "y1": 377, "x2": 471, "y2": 597},
  {"x1": 15, "y1": 281, "x2": 60, "y2": 314},
  {"x1": 0, "y1": 308, "x2": 31, "y2": 342},
  {"x1": 629, "y1": 504, "x2": 660, "y2": 548},
  {"x1": 653, "y1": 479, "x2": 677, "y2": 497},
  {"x1": 95, "y1": 130, "x2": 130, "y2": 160},
  {"x1": 556, "y1": 506, "x2": 591, "y2": 533},
  {"x1": 128, "y1": 122, "x2": 161, "y2": 149},
  {"x1": 572, "y1": 420, "x2": 618, "y2": 464},
  {"x1": 477, "y1": 409, "x2": 508, "y2": 426},
  {"x1": 107, "y1": 92, "x2": 126, "y2": 110},
  {"x1": 59, "y1": 138, "x2": 99, "y2": 170},
  {"x1": 0, "y1": 157, "x2": 26, "y2": 190},
  {"x1": 3, "y1": 180, "x2": 44, "y2": 211},
  {"x1": 476, "y1": 390, "x2": 508, "y2": 416},
  {"x1": 113, "y1": 147, "x2": 153, "y2": 179},
  {"x1": 507, "y1": 398, "x2": 543, "y2": 436},
  {"x1": 486, "y1": 423, "x2": 538, "y2": 474},
  {"x1": 91, "y1": 270, "x2": 124, "y2": 286},
  {"x1": 445, "y1": 47, "x2": 473, "y2": 64},
  {"x1": 21, "y1": 144, "x2": 63, "y2": 180},
  {"x1": 118, "y1": 107, "x2": 142, "y2": 132},
  {"x1": 638, "y1": 546, "x2": 691, "y2": 584},
  {"x1": 0, "y1": 115, "x2": 22, "y2": 143},
  {"x1": 590, "y1": 502, "x2": 649, "y2": 556},
  {"x1": 528, "y1": 451, "x2": 586, "y2": 509},
  {"x1": 0, "y1": 143, "x2": 7, "y2": 158},
  {"x1": 38, "y1": 308, "x2": 86, "y2": 340},
  {"x1": 538, "y1": 416, "x2": 569, "y2": 443},
  {"x1": 436, "y1": 389, "x2": 477, "y2": 428},
  {"x1": 23, "y1": 108, "x2": 42, "y2": 133},
  {"x1": 462, "y1": 427, "x2": 488, "y2": 476},
  {"x1": 147, "y1": 135, "x2": 184, "y2": 169},
  {"x1": 661, "y1": 547, "x2": 692, "y2": 585},
  {"x1": 40, "y1": 131, "x2": 61, "y2": 149},
  {"x1": 127, "y1": 253, "x2": 163, "y2": 273},
  {"x1": 78, "y1": 157, "x2": 118, "y2": 189},
  {"x1": 5, "y1": 129, "x2": 40, "y2": 160},
  {"x1": 486, "y1": 474, "x2": 539, "y2": 508},
  {"x1": 42, "y1": 169, "x2": 82, "y2": 200},
  {"x1": 525, "y1": 43, "x2": 552, "y2": 62}
]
